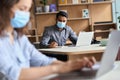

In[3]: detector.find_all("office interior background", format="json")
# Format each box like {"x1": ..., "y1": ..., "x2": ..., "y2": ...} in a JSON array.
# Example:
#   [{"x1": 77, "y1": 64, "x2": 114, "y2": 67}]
[{"x1": 27, "y1": 0, "x2": 119, "y2": 45}]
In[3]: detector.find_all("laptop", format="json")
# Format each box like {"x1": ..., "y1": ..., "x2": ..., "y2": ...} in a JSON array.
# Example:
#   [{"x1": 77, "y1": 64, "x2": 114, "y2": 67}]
[
  {"x1": 76, "y1": 31, "x2": 94, "y2": 47},
  {"x1": 49, "y1": 30, "x2": 120, "y2": 80}
]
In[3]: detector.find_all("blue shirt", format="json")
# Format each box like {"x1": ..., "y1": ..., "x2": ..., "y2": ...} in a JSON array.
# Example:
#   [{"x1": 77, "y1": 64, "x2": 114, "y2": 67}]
[
  {"x1": 0, "y1": 31, "x2": 56, "y2": 80},
  {"x1": 40, "y1": 25, "x2": 78, "y2": 48}
]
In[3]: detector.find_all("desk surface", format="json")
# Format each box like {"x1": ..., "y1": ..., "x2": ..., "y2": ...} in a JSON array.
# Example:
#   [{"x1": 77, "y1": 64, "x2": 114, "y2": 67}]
[{"x1": 39, "y1": 44, "x2": 106, "y2": 55}]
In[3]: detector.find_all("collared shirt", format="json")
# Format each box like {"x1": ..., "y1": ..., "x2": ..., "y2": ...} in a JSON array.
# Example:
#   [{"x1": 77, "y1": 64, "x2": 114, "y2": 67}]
[
  {"x1": 40, "y1": 25, "x2": 78, "y2": 48},
  {"x1": 0, "y1": 31, "x2": 56, "y2": 80}
]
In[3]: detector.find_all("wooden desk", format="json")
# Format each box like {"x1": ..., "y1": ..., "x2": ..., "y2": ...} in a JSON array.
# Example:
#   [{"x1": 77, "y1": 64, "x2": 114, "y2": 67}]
[{"x1": 38, "y1": 44, "x2": 106, "y2": 61}]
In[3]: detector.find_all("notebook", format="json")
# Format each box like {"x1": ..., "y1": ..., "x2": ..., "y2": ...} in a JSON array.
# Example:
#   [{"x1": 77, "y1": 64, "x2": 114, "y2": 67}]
[
  {"x1": 49, "y1": 30, "x2": 120, "y2": 80},
  {"x1": 76, "y1": 31, "x2": 94, "y2": 47}
]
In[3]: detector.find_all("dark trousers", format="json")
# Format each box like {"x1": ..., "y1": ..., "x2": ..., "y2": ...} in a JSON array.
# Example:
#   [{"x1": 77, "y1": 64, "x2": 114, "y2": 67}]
[{"x1": 44, "y1": 53, "x2": 67, "y2": 61}]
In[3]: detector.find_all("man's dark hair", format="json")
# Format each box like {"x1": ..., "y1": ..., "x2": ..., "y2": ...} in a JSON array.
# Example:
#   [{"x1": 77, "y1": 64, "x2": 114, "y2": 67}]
[{"x1": 56, "y1": 11, "x2": 68, "y2": 19}]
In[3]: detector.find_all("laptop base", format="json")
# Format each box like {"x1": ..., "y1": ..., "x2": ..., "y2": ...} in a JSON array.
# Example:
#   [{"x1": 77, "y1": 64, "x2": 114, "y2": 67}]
[{"x1": 50, "y1": 69, "x2": 98, "y2": 80}]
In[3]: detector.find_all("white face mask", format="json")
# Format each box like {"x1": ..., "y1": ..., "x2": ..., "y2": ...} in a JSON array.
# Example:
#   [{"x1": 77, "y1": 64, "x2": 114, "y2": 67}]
[
  {"x1": 57, "y1": 21, "x2": 66, "y2": 28},
  {"x1": 11, "y1": 10, "x2": 30, "y2": 28}
]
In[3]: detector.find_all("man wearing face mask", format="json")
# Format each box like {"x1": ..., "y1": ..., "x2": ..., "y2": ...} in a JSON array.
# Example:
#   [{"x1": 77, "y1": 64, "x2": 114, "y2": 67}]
[{"x1": 40, "y1": 11, "x2": 78, "y2": 48}]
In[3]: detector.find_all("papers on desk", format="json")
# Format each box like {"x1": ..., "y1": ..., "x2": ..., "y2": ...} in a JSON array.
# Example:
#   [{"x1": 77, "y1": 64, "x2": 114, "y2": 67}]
[{"x1": 57, "y1": 46, "x2": 69, "y2": 48}]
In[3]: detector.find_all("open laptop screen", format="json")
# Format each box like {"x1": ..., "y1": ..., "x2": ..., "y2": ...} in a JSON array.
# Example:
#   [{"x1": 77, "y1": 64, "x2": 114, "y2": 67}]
[{"x1": 76, "y1": 32, "x2": 94, "y2": 46}]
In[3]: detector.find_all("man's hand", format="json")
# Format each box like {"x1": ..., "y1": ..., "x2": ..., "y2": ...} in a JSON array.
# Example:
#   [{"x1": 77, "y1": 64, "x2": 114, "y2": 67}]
[{"x1": 49, "y1": 41, "x2": 58, "y2": 48}]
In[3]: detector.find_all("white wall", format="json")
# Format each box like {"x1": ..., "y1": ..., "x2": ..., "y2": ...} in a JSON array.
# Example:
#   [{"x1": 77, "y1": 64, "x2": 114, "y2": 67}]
[{"x1": 112, "y1": 0, "x2": 120, "y2": 30}]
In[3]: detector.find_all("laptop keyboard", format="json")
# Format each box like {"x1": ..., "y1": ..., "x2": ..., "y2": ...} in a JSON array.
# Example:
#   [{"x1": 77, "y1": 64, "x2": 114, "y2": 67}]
[{"x1": 50, "y1": 69, "x2": 98, "y2": 80}]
